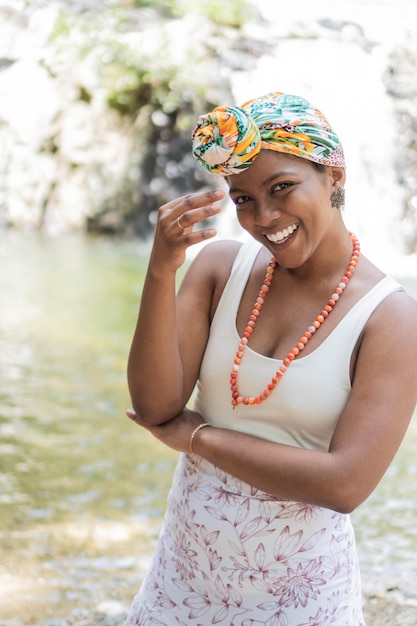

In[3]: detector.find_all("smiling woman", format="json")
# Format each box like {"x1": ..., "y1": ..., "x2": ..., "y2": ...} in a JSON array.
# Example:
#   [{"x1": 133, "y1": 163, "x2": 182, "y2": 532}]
[{"x1": 124, "y1": 91, "x2": 417, "y2": 625}]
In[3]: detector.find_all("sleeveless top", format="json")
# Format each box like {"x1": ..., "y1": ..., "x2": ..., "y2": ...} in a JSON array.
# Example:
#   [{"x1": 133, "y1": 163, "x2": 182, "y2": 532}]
[{"x1": 194, "y1": 238, "x2": 402, "y2": 451}]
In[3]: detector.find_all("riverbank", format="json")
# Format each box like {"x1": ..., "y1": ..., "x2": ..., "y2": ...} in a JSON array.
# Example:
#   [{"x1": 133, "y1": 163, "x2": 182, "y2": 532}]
[
  {"x1": 2, "y1": 592, "x2": 417, "y2": 626},
  {"x1": 1, "y1": 232, "x2": 416, "y2": 626}
]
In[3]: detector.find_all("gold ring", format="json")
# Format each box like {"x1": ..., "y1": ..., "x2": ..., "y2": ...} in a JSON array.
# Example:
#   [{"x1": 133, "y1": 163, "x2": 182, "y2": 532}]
[{"x1": 177, "y1": 215, "x2": 186, "y2": 231}]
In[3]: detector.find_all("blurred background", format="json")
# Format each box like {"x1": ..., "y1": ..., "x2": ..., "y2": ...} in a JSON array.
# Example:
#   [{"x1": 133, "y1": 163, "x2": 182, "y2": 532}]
[{"x1": 0, "y1": 1, "x2": 416, "y2": 624}]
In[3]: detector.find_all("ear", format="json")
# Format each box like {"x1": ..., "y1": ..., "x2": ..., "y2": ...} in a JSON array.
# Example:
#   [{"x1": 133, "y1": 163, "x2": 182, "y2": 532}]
[{"x1": 328, "y1": 166, "x2": 346, "y2": 189}]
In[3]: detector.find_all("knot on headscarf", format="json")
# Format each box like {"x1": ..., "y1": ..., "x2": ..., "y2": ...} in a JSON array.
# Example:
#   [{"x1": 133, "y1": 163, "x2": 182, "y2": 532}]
[
  {"x1": 191, "y1": 106, "x2": 261, "y2": 175},
  {"x1": 191, "y1": 92, "x2": 345, "y2": 176}
]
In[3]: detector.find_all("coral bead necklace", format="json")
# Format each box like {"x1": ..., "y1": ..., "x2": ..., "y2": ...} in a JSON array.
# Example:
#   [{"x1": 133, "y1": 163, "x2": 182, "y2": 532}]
[{"x1": 230, "y1": 232, "x2": 360, "y2": 407}]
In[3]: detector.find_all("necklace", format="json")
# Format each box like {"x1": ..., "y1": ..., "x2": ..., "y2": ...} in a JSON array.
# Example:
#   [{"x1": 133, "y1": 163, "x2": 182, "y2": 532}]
[{"x1": 230, "y1": 232, "x2": 360, "y2": 407}]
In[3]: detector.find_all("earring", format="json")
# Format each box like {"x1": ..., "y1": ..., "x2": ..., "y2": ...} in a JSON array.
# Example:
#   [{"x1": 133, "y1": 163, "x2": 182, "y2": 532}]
[{"x1": 330, "y1": 186, "x2": 345, "y2": 209}]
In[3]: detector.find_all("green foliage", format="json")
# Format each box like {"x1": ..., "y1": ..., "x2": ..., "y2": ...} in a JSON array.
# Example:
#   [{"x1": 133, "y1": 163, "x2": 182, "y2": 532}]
[
  {"x1": 172, "y1": 0, "x2": 257, "y2": 28},
  {"x1": 49, "y1": 0, "x2": 256, "y2": 118},
  {"x1": 45, "y1": 0, "x2": 263, "y2": 233}
]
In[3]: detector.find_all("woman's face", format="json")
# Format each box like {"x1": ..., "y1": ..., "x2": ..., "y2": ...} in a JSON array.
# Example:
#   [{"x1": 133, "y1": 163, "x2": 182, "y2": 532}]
[{"x1": 227, "y1": 150, "x2": 345, "y2": 269}]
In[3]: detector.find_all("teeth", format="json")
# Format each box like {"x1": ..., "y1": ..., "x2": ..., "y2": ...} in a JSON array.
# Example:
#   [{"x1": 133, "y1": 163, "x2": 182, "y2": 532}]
[{"x1": 266, "y1": 224, "x2": 298, "y2": 243}]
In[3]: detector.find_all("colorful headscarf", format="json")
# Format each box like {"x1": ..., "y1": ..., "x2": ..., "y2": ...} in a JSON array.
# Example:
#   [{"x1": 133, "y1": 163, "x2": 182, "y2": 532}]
[{"x1": 191, "y1": 91, "x2": 345, "y2": 175}]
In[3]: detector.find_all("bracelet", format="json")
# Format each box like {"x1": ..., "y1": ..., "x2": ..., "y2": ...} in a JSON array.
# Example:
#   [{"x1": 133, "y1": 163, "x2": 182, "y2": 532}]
[{"x1": 189, "y1": 422, "x2": 211, "y2": 453}]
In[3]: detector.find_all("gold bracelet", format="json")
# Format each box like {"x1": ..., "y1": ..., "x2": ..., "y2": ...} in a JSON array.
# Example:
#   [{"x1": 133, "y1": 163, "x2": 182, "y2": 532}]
[{"x1": 189, "y1": 422, "x2": 211, "y2": 453}]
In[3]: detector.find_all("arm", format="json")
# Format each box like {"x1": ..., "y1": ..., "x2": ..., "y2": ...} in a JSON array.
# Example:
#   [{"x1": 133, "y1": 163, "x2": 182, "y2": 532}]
[
  {"x1": 129, "y1": 290, "x2": 417, "y2": 513},
  {"x1": 127, "y1": 189, "x2": 227, "y2": 425}
]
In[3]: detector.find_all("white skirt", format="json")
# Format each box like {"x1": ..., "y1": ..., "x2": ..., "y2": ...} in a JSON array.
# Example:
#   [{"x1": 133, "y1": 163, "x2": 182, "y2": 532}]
[{"x1": 125, "y1": 453, "x2": 365, "y2": 625}]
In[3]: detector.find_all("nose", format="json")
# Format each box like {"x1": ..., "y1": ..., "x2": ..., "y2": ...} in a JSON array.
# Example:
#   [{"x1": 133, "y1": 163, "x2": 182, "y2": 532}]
[{"x1": 254, "y1": 199, "x2": 282, "y2": 226}]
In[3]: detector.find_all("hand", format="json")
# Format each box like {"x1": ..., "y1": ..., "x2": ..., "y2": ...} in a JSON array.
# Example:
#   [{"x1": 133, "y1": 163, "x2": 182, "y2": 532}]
[
  {"x1": 150, "y1": 189, "x2": 225, "y2": 273},
  {"x1": 126, "y1": 408, "x2": 206, "y2": 453}
]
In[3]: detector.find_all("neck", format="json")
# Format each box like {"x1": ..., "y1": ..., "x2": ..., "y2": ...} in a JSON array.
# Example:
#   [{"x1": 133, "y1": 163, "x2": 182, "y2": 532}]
[{"x1": 283, "y1": 229, "x2": 355, "y2": 283}]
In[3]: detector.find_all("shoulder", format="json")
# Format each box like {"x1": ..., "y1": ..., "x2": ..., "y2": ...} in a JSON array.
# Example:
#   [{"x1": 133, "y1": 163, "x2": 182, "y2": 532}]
[
  {"x1": 189, "y1": 239, "x2": 244, "y2": 280},
  {"x1": 185, "y1": 239, "x2": 245, "y2": 321},
  {"x1": 194, "y1": 238, "x2": 243, "y2": 263},
  {"x1": 369, "y1": 275, "x2": 417, "y2": 319},
  {"x1": 362, "y1": 282, "x2": 417, "y2": 368},
  {"x1": 355, "y1": 257, "x2": 417, "y2": 333}
]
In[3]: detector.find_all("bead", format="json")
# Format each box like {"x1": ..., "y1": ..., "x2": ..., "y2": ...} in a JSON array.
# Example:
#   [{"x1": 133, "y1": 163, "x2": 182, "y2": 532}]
[{"x1": 230, "y1": 233, "x2": 360, "y2": 407}]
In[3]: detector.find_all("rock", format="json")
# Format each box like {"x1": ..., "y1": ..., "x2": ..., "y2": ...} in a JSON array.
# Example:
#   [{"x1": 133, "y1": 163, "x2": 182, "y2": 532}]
[{"x1": 94, "y1": 600, "x2": 128, "y2": 625}]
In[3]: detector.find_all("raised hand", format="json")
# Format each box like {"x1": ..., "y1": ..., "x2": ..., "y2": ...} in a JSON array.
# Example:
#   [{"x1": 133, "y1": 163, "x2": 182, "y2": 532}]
[{"x1": 149, "y1": 189, "x2": 225, "y2": 272}]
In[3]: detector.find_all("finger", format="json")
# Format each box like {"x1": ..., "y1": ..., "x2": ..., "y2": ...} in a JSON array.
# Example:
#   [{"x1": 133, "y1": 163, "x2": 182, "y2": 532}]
[
  {"x1": 175, "y1": 226, "x2": 218, "y2": 245},
  {"x1": 169, "y1": 189, "x2": 225, "y2": 213},
  {"x1": 174, "y1": 200, "x2": 223, "y2": 232}
]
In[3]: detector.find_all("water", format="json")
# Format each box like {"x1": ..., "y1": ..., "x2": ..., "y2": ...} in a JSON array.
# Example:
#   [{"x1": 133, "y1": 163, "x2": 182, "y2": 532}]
[{"x1": 0, "y1": 230, "x2": 416, "y2": 623}]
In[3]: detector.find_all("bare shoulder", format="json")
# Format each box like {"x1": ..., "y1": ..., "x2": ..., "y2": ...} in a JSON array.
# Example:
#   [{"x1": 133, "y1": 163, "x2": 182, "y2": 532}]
[
  {"x1": 184, "y1": 239, "x2": 244, "y2": 320},
  {"x1": 188, "y1": 239, "x2": 243, "y2": 282},
  {"x1": 370, "y1": 286, "x2": 417, "y2": 331},
  {"x1": 363, "y1": 284, "x2": 417, "y2": 372},
  {"x1": 194, "y1": 238, "x2": 243, "y2": 264},
  {"x1": 358, "y1": 257, "x2": 417, "y2": 337}
]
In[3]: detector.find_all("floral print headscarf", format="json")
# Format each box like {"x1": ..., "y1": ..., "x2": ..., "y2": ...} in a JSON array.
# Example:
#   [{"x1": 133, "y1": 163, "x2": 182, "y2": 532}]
[{"x1": 191, "y1": 91, "x2": 345, "y2": 175}]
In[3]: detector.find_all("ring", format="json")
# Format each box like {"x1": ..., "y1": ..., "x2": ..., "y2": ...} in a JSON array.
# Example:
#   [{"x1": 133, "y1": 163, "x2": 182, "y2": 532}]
[{"x1": 177, "y1": 215, "x2": 186, "y2": 231}]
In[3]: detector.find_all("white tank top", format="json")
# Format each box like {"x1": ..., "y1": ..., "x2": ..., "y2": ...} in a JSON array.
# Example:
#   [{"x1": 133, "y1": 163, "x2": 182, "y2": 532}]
[{"x1": 193, "y1": 239, "x2": 402, "y2": 451}]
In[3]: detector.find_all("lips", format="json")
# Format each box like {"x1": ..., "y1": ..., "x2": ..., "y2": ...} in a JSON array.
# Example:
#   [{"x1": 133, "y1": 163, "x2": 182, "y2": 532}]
[{"x1": 265, "y1": 223, "x2": 298, "y2": 244}]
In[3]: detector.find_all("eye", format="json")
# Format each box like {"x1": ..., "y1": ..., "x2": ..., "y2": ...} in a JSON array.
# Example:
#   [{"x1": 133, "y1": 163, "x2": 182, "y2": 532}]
[
  {"x1": 231, "y1": 194, "x2": 252, "y2": 208},
  {"x1": 272, "y1": 182, "x2": 292, "y2": 192}
]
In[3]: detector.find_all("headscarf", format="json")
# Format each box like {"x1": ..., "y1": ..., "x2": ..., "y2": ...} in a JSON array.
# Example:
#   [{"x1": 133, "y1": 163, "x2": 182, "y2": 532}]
[{"x1": 191, "y1": 91, "x2": 345, "y2": 175}]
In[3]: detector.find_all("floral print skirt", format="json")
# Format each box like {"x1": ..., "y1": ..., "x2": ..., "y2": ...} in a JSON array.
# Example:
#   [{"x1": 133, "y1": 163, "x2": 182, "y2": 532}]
[{"x1": 125, "y1": 453, "x2": 365, "y2": 625}]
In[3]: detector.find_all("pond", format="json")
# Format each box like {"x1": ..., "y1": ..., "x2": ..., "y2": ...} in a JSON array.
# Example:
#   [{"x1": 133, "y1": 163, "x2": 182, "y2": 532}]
[{"x1": 0, "y1": 230, "x2": 416, "y2": 624}]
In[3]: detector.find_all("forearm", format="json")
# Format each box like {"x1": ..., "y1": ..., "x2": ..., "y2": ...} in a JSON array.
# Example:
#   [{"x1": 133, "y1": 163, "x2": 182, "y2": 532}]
[
  {"x1": 128, "y1": 267, "x2": 185, "y2": 423},
  {"x1": 192, "y1": 426, "x2": 356, "y2": 513},
  {"x1": 127, "y1": 190, "x2": 224, "y2": 423}
]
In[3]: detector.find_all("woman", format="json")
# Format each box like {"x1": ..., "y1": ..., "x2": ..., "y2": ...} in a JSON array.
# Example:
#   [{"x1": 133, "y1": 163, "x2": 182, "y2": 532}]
[{"x1": 125, "y1": 92, "x2": 417, "y2": 625}]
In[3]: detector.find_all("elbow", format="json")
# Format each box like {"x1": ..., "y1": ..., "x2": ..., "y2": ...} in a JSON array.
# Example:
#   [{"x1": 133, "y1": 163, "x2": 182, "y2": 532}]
[
  {"x1": 330, "y1": 498, "x2": 361, "y2": 516},
  {"x1": 129, "y1": 399, "x2": 183, "y2": 427},
  {"x1": 323, "y1": 479, "x2": 370, "y2": 515},
  {"x1": 339, "y1": 486, "x2": 372, "y2": 514}
]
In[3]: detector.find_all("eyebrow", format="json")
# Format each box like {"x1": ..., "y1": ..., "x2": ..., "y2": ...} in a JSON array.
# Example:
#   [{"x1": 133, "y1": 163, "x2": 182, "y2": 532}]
[{"x1": 228, "y1": 169, "x2": 297, "y2": 194}]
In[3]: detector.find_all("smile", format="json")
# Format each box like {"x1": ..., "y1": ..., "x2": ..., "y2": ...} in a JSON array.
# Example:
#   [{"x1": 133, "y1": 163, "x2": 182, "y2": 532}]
[{"x1": 265, "y1": 223, "x2": 298, "y2": 244}]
